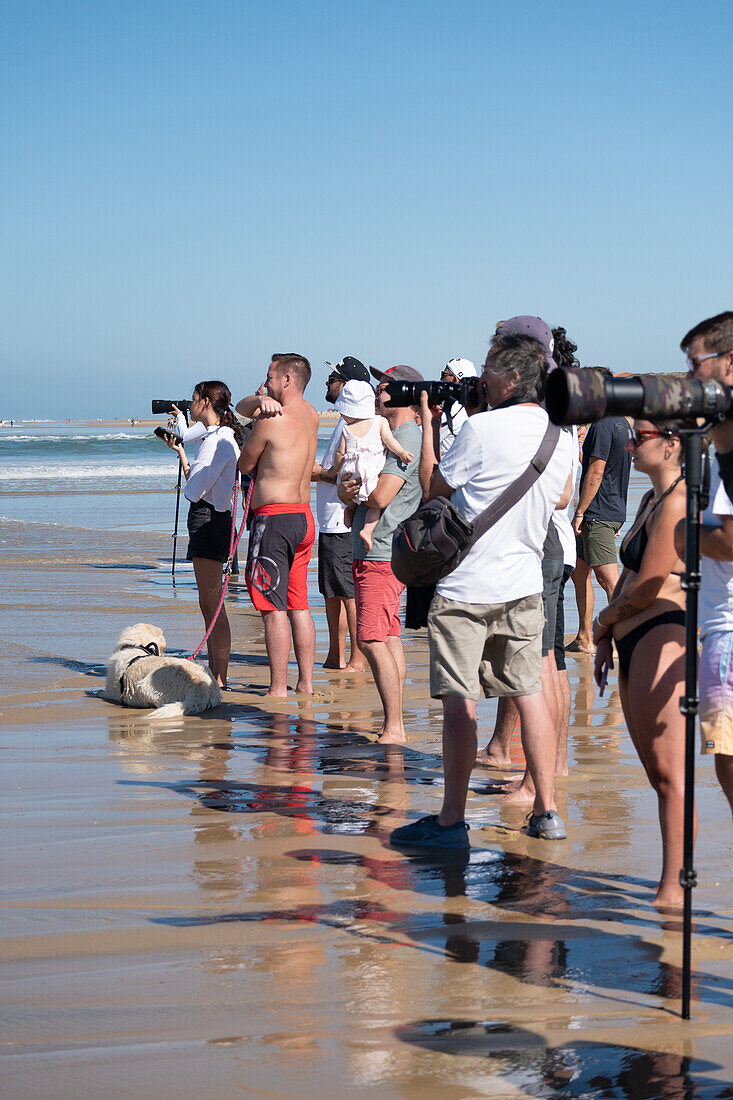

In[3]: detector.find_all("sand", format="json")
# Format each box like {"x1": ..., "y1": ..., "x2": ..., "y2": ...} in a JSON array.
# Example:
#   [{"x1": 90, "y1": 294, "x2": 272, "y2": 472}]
[{"x1": 1, "y1": 524, "x2": 732, "y2": 1098}]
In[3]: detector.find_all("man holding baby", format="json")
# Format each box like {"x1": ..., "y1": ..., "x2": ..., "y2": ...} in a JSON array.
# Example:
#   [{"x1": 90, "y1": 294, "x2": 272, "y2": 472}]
[{"x1": 339, "y1": 365, "x2": 423, "y2": 744}]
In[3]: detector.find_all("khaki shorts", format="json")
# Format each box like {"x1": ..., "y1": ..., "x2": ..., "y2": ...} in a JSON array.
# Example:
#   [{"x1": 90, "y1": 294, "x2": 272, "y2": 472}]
[
  {"x1": 578, "y1": 519, "x2": 622, "y2": 568},
  {"x1": 428, "y1": 592, "x2": 543, "y2": 700}
]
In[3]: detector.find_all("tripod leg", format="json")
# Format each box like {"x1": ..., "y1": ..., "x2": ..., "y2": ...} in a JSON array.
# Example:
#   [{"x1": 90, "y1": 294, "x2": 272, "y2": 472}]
[
  {"x1": 172, "y1": 457, "x2": 183, "y2": 584},
  {"x1": 680, "y1": 431, "x2": 704, "y2": 1019}
]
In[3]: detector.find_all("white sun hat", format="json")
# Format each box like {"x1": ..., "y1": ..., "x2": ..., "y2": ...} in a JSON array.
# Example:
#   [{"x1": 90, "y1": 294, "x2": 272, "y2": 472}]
[{"x1": 334, "y1": 379, "x2": 376, "y2": 418}]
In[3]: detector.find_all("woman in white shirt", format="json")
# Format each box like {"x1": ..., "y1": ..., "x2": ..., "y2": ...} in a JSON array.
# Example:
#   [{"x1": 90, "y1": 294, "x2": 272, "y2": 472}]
[{"x1": 166, "y1": 381, "x2": 242, "y2": 688}]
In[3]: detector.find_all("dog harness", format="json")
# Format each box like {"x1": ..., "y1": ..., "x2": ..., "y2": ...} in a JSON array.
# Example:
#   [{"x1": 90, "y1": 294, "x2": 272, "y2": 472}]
[{"x1": 118, "y1": 642, "x2": 160, "y2": 701}]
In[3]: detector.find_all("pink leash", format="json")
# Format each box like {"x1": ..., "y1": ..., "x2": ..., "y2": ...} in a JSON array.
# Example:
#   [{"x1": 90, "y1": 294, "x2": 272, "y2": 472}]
[{"x1": 188, "y1": 474, "x2": 256, "y2": 661}]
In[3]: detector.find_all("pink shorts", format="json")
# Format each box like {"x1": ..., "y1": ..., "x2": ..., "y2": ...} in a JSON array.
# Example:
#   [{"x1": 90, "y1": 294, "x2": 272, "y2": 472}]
[{"x1": 353, "y1": 559, "x2": 405, "y2": 644}]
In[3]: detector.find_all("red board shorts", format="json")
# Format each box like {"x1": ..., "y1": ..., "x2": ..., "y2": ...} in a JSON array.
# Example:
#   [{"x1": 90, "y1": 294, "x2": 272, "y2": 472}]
[
  {"x1": 353, "y1": 559, "x2": 405, "y2": 644},
  {"x1": 246, "y1": 504, "x2": 315, "y2": 612}
]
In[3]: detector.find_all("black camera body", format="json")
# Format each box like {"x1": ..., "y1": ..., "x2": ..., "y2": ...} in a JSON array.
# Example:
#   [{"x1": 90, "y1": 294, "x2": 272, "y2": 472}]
[
  {"x1": 546, "y1": 368, "x2": 733, "y2": 427},
  {"x1": 151, "y1": 399, "x2": 192, "y2": 415},
  {"x1": 384, "y1": 377, "x2": 480, "y2": 409}
]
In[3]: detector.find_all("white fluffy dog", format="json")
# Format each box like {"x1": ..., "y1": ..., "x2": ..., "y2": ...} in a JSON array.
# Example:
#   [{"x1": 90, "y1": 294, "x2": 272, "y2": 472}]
[{"x1": 104, "y1": 623, "x2": 222, "y2": 719}]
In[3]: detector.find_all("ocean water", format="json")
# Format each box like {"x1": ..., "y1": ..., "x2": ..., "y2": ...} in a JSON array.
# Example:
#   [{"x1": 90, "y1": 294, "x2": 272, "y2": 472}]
[
  {"x1": 0, "y1": 418, "x2": 647, "y2": 607},
  {"x1": 0, "y1": 420, "x2": 339, "y2": 534}
]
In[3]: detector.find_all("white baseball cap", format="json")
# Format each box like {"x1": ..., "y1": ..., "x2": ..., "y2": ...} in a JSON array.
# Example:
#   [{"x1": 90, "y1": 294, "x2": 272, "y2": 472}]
[{"x1": 445, "y1": 358, "x2": 477, "y2": 379}]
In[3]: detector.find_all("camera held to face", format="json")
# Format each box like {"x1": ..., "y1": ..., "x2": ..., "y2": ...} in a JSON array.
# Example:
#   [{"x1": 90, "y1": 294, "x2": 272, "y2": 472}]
[{"x1": 384, "y1": 377, "x2": 480, "y2": 410}]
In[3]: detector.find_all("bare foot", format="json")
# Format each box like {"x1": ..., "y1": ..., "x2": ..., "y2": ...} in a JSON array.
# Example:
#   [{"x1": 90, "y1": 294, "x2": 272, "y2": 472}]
[
  {"x1": 502, "y1": 784, "x2": 535, "y2": 805},
  {"x1": 360, "y1": 529, "x2": 373, "y2": 552},
  {"x1": 295, "y1": 681, "x2": 313, "y2": 694},
  {"x1": 376, "y1": 721, "x2": 405, "y2": 748},
  {"x1": 498, "y1": 775, "x2": 524, "y2": 790},
  {"x1": 322, "y1": 659, "x2": 346, "y2": 670},
  {"x1": 653, "y1": 888, "x2": 684, "y2": 911},
  {"x1": 565, "y1": 637, "x2": 594, "y2": 654},
  {"x1": 377, "y1": 727, "x2": 406, "y2": 744},
  {"x1": 475, "y1": 747, "x2": 514, "y2": 768},
  {"x1": 265, "y1": 689, "x2": 288, "y2": 699},
  {"x1": 342, "y1": 662, "x2": 367, "y2": 674}
]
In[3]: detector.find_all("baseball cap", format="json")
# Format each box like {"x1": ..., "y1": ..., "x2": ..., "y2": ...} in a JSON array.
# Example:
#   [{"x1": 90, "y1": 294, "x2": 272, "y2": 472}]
[
  {"x1": 496, "y1": 316, "x2": 559, "y2": 373},
  {"x1": 334, "y1": 380, "x2": 376, "y2": 419},
  {"x1": 369, "y1": 364, "x2": 425, "y2": 384},
  {"x1": 325, "y1": 356, "x2": 370, "y2": 383},
  {"x1": 445, "y1": 357, "x2": 477, "y2": 379}
]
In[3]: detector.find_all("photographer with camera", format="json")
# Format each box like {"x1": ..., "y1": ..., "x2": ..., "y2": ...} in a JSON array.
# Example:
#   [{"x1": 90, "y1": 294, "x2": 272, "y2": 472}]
[
  {"x1": 390, "y1": 333, "x2": 574, "y2": 848},
  {"x1": 439, "y1": 358, "x2": 477, "y2": 453},
  {"x1": 678, "y1": 311, "x2": 733, "y2": 817},
  {"x1": 162, "y1": 381, "x2": 242, "y2": 688}
]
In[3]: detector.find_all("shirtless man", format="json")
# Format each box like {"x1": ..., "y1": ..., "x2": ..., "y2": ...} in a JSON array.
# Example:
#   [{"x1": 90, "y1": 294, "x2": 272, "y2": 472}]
[{"x1": 237, "y1": 354, "x2": 319, "y2": 696}]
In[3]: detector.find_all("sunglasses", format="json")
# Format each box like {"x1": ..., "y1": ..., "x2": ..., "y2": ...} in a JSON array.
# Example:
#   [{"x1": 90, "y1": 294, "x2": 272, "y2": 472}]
[
  {"x1": 326, "y1": 373, "x2": 342, "y2": 385},
  {"x1": 685, "y1": 349, "x2": 732, "y2": 374},
  {"x1": 630, "y1": 429, "x2": 670, "y2": 446}
]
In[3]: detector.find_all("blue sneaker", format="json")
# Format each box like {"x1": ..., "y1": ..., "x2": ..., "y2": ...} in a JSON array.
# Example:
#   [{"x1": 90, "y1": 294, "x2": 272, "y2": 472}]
[
  {"x1": 526, "y1": 810, "x2": 567, "y2": 840},
  {"x1": 390, "y1": 814, "x2": 470, "y2": 850}
]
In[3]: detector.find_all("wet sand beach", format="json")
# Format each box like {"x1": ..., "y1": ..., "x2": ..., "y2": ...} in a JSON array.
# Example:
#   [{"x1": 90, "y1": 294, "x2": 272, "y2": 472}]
[{"x1": 1, "y1": 472, "x2": 733, "y2": 1097}]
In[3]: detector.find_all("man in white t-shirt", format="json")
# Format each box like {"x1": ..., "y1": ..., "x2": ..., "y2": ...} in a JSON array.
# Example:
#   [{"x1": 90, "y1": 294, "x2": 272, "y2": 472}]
[
  {"x1": 311, "y1": 357, "x2": 369, "y2": 672},
  {"x1": 391, "y1": 333, "x2": 574, "y2": 848},
  {"x1": 678, "y1": 311, "x2": 733, "y2": 815}
]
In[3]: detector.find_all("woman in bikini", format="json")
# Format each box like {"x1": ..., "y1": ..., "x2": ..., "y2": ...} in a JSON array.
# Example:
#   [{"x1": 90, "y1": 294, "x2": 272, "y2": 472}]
[{"x1": 593, "y1": 417, "x2": 695, "y2": 910}]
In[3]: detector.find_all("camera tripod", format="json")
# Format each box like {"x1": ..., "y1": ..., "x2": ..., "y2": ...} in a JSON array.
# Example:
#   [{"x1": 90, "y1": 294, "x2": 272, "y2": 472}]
[
  {"x1": 678, "y1": 426, "x2": 711, "y2": 1019},
  {"x1": 170, "y1": 410, "x2": 188, "y2": 584}
]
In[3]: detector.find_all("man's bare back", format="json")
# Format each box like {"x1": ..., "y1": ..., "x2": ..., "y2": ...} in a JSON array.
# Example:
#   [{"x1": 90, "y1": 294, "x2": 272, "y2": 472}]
[{"x1": 237, "y1": 360, "x2": 319, "y2": 509}]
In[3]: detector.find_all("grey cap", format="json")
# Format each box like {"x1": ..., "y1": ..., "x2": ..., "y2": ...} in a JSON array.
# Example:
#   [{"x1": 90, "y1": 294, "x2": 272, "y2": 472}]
[
  {"x1": 497, "y1": 315, "x2": 559, "y2": 373},
  {"x1": 369, "y1": 364, "x2": 424, "y2": 383}
]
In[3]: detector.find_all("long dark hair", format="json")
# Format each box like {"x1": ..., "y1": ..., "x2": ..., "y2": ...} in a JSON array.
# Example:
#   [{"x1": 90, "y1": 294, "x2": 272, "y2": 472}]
[{"x1": 193, "y1": 380, "x2": 243, "y2": 444}]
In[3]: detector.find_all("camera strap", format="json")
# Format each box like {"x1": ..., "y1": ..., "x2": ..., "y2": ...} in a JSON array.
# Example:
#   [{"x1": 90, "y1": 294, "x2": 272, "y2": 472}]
[{"x1": 471, "y1": 419, "x2": 561, "y2": 543}]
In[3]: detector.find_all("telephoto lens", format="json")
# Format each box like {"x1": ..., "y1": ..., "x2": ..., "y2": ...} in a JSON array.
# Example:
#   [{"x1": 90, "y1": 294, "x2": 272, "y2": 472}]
[
  {"x1": 383, "y1": 378, "x2": 479, "y2": 408},
  {"x1": 151, "y1": 400, "x2": 192, "y2": 415},
  {"x1": 546, "y1": 368, "x2": 733, "y2": 426}
]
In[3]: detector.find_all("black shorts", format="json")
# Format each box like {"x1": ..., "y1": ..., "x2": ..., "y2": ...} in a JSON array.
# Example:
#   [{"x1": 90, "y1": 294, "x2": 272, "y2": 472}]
[
  {"x1": 541, "y1": 553, "x2": 564, "y2": 658},
  {"x1": 554, "y1": 564, "x2": 574, "y2": 671},
  {"x1": 317, "y1": 532, "x2": 355, "y2": 599},
  {"x1": 187, "y1": 501, "x2": 232, "y2": 563}
]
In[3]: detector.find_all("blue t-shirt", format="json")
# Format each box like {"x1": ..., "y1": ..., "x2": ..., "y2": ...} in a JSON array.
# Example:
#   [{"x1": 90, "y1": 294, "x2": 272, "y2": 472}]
[{"x1": 581, "y1": 417, "x2": 631, "y2": 524}]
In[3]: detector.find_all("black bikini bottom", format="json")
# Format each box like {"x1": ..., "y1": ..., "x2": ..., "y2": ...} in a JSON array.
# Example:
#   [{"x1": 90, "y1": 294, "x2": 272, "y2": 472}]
[{"x1": 615, "y1": 610, "x2": 686, "y2": 679}]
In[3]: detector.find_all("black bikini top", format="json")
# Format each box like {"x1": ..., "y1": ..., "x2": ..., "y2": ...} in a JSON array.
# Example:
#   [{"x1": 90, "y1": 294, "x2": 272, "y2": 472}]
[
  {"x1": 619, "y1": 476, "x2": 684, "y2": 574},
  {"x1": 619, "y1": 491, "x2": 652, "y2": 572}
]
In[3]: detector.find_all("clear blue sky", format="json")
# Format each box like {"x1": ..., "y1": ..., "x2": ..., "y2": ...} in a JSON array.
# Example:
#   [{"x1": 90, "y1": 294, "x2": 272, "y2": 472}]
[{"x1": 1, "y1": 0, "x2": 731, "y2": 418}]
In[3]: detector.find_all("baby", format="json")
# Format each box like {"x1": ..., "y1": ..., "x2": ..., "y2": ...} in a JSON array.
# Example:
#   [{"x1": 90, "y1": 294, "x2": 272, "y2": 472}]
[{"x1": 331, "y1": 380, "x2": 414, "y2": 551}]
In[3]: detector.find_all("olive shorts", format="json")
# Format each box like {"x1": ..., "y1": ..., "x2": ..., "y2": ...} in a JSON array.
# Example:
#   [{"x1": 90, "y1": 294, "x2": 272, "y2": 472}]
[
  {"x1": 577, "y1": 519, "x2": 623, "y2": 568},
  {"x1": 428, "y1": 592, "x2": 543, "y2": 700}
]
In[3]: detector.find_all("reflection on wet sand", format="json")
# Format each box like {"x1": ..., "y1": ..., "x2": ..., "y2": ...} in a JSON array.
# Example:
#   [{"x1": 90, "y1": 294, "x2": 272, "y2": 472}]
[{"x1": 2, "y1": 543, "x2": 733, "y2": 1098}]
